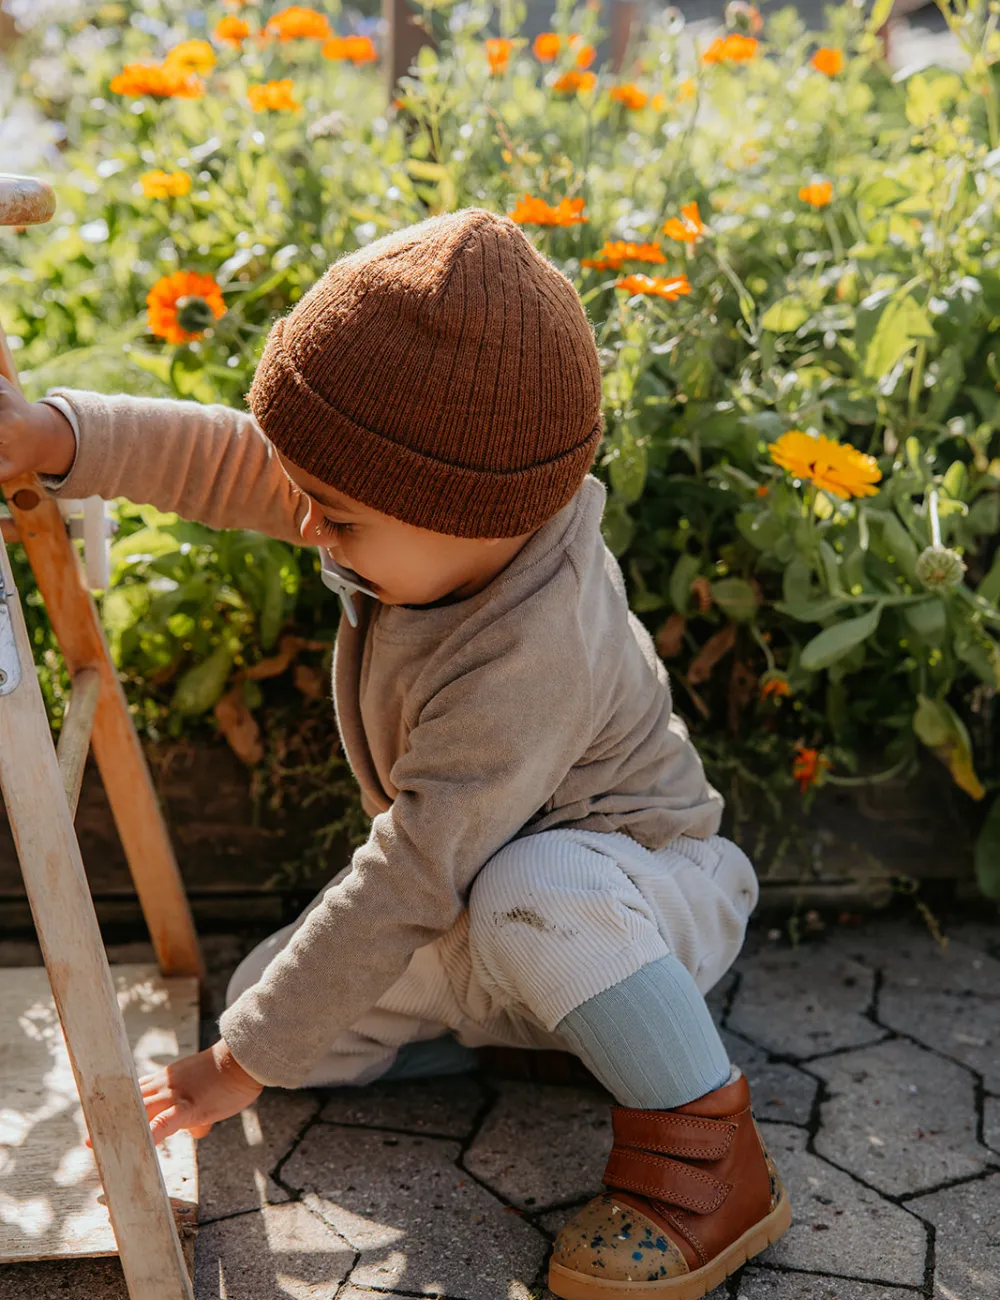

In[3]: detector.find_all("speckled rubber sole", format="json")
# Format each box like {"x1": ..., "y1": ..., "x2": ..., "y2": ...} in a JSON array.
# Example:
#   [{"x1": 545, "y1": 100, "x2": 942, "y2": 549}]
[{"x1": 547, "y1": 1193, "x2": 792, "y2": 1300}]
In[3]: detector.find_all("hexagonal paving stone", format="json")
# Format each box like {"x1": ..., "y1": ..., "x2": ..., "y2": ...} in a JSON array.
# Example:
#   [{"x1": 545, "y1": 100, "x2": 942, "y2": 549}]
[
  {"x1": 759, "y1": 1124, "x2": 926, "y2": 1286},
  {"x1": 722, "y1": 1030, "x2": 818, "y2": 1127},
  {"x1": 281, "y1": 1124, "x2": 548, "y2": 1300},
  {"x1": 463, "y1": 1083, "x2": 611, "y2": 1211},
  {"x1": 737, "y1": 1271, "x2": 921, "y2": 1299},
  {"x1": 194, "y1": 1200, "x2": 354, "y2": 1299},
  {"x1": 727, "y1": 947, "x2": 882, "y2": 1060},
  {"x1": 908, "y1": 1171, "x2": 1000, "y2": 1300},
  {"x1": 811, "y1": 1038, "x2": 988, "y2": 1197},
  {"x1": 318, "y1": 1076, "x2": 486, "y2": 1139},
  {"x1": 197, "y1": 1089, "x2": 319, "y2": 1220},
  {"x1": 875, "y1": 938, "x2": 1000, "y2": 1092}
]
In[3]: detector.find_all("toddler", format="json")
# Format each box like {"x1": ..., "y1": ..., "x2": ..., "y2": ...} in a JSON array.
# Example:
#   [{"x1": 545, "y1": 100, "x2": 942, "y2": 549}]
[{"x1": 0, "y1": 207, "x2": 789, "y2": 1298}]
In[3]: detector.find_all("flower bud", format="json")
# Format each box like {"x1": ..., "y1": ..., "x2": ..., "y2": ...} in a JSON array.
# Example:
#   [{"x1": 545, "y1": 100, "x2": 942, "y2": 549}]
[{"x1": 915, "y1": 545, "x2": 966, "y2": 590}]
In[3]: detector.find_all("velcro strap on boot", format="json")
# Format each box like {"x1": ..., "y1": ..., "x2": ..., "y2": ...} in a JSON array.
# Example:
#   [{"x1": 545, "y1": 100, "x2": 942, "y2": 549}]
[
  {"x1": 610, "y1": 1107, "x2": 737, "y2": 1161},
  {"x1": 603, "y1": 1146, "x2": 731, "y2": 1215}
]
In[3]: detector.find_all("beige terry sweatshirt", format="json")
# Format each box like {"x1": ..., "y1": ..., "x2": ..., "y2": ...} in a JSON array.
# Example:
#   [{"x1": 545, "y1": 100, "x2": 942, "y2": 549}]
[{"x1": 47, "y1": 389, "x2": 724, "y2": 1088}]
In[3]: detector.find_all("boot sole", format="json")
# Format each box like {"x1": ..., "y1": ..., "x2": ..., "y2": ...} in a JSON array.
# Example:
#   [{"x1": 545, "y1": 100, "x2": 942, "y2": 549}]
[{"x1": 548, "y1": 1192, "x2": 792, "y2": 1300}]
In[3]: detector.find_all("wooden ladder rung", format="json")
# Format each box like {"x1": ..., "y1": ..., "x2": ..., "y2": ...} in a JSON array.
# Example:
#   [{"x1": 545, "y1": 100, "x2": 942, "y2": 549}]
[
  {"x1": 0, "y1": 517, "x2": 19, "y2": 545},
  {"x1": 56, "y1": 666, "x2": 101, "y2": 817}
]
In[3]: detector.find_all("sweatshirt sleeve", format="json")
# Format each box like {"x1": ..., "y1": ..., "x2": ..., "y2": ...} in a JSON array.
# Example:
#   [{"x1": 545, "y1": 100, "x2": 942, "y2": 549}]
[
  {"x1": 217, "y1": 584, "x2": 593, "y2": 1087},
  {"x1": 42, "y1": 388, "x2": 312, "y2": 547}
]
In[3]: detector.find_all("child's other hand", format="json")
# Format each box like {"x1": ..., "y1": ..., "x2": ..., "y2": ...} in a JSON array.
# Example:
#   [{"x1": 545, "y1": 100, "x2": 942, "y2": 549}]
[
  {"x1": 0, "y1": 375, "x2": 77, "y2": 483},
  {"x1": 84, "y1": 1039, "x2": 264, "y2": 1150}
]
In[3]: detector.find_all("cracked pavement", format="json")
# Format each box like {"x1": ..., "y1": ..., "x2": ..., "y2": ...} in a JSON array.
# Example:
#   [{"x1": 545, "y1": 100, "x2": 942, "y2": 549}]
[{"x1": 2, "y1": 917, "x2": 997, "y2": 1299}]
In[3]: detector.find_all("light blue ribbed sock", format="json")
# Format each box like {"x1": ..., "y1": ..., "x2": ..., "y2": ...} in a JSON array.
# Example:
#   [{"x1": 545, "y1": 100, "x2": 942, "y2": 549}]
[{"x1": 556, "y1": 954, "x2": 731, "y2": 1109}]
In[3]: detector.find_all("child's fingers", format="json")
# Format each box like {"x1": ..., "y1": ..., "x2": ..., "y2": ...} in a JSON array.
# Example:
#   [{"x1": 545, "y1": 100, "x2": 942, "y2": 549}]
[{"x1": 149, "y1": 1104, "x2": 185, "y2": 1146}]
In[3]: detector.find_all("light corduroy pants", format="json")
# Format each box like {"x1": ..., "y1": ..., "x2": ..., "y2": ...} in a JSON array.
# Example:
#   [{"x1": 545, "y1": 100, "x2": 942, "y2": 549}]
[{"x1": 224, "y1": 828, "x2": 758, "y2": 1088}]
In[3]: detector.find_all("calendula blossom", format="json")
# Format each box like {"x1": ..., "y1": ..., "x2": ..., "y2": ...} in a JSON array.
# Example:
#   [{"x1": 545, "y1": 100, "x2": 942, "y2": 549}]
[
  {"x1": 676, "y1": 77, "x2": 697, "y2": 102},
  {"x1": 570, "y1": 35, "x2": 596, "y2": 68},
  {"x1": 616, "y1": 273, "x2": 692, "y2": 301},
  {"x1": 793, "y1": 744, "x2": 831, "y2": 793},
  {"x1": 322, "y1": 35, "x2": 378, "y2": 63},
  {"x1": 553, "y1": 69, "x2": 597, "y2": 94},
  {"x1": 610, "y1": 83, "x2": 648, "y2": 110},
  {"x1": 147, "y1": 271, "x2": 226, "y2": 345},
  {"x1": 214, "y1": 15, "x2": 251, "y2": 46},
  {"x1": 533, "y1": 31, "x2": 561, "y2": 61},
  {"x1": 761, "y1": 677, "x2": 791, "y2": 701},
  {"x1": 486, "y1": 38, "x2": 514, "y2": 75},
  {"x1": 140, "y1": 170, "x2": 191, "y2": 198},
  {"x1": 164, "y1": 39, "x2": 216, "y2": 74},
  {"x1": 799, "y1": 180, "x2": 833, "y2": 207},
  {"x1": 510, "y1": 194, "x2": 588, "y2": 226},
  {"x1": 662, "y1": 201, "x2": 707, "y2": 244},
  {"x1": 582, "y1": 240, "x2": 666, "y2": 271},
  {"x1": 264, "y1": 5, "x2": 331, "y2": 41},
  {"x1": 702, "y1": 34, "x2": 759, "y2": 63},
  {"x1": 769, "y1": 430, "x2": 882, "y2": 500},
  {"x1": 109, "y1": 62, "x2": 204, "y2": 99},
  {"x1": 248, "y1": 78, "x2": 301, "y2": 112},
  {"x1": 811, "y1": 46, "x2": 844, "y2": 75}
]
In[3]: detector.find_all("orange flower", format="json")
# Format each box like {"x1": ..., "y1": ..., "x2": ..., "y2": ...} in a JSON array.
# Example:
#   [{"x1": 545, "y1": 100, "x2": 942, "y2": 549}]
[
  {"x1": 109, "y1": 62, "x2": 205, "y2": 99},
  {"x1": 702, "y1": 34, "x2": 759, "y2": 64},
  {"x1": 570, "y1": 35, "x2": 596, "y2": 68},
  {"x1": 616, "y1": 273, "x2": 691, "y2": 301},
  {"x1": 582, "y1": 240, "x2": 666, "y2": 270},
  {"x1": 799, "y1": 180, "x2": 833, "y2": 207},
  {"x1": 811, "y1": 46, "x2": 844, "y2": 75},
  {"x1": 214, "y1": 15, "x2": 251, "y2": 46},
  {"x1": 140, "y1": 169, "x2": 191, "y2": 198},
  {"x1": 769, "y1": 430, "x2": 882, "y2": 500},
  {"x1": 164, "y1": 39, "x2": 216, "y2": 74},
  {"x1": 248, "y1": 78, "x2": 300, "y2": 111},
  {"x1": 792, "y1": 744, "x2": 831, "y2": 793},
  {"x1": 322, "y1": 34, "x2": 378, "y2": 62},
  {"x1": 146, "y1": 271, "x2": 226, "y2": 345},
  {"x1": 761, "y1": 676, "x2": 791, "y2": 701},
  {"x1": 486, "y1": 37, "x2": 513, "y2": 75},
  {"x1": 533, "y1": 31, "x2": 561, "y2": 61},
  {"x1": 553, "y1": 69, "x2": 597, "y2": 93},
  {"x1": 264, "y1": 5, "x2": 331, "y2": 41},
  {"x1": 510, "y1": 194, "x2": 588, "y2": 226},
  {"x1": 610, "y1": 83, "x2": 648, "y2": 110},
  {"x1": 662, "y1": 201, "x2": 707, "y2": 244},
  {"x1": 676, "y1": 77, "x2": 697, "y2": 101}
]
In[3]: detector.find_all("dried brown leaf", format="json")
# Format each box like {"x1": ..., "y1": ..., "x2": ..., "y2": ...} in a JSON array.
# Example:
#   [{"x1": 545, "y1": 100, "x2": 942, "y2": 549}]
[
  {"x1": 655, "y1": 612, "x2": 687, "y2": 659},
  {"x1": 293, "y1": 663, "x2": 327, "y2": 701},
  {"x1": 687, "y1": 622, "x2": 737, "y2": 685},
  {"x1": 214, "y1": 686, "x2": 264, "y2": 766}
]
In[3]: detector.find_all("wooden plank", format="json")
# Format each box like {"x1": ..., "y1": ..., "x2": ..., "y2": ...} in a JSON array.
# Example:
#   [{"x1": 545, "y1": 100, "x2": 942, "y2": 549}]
[
  {"x1": 610, "y1": 0, "x2": 643, "y2": 75},
  {"x1": 0, "y1": 536, "x2": 195, "y2": 1298},
  {"x1": 0, "y1": 964, "x2": 199, "y2": 1263},
  {"x1": 56, "y1": 667, "x2": 100, "y2": 818},
  {"x1": 383, "y1": 0, "x2": 434, "y2": 95},
  {"x1": 0, "y1": 326, "x2": 203, "y2": 982},
  {"x1": 0, "y1": 517, "x2": 18, "y2": 544}
]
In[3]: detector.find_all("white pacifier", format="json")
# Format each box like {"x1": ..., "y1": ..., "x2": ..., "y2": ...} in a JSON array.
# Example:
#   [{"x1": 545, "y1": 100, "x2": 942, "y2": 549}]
[{"x1": 318, "y1": 547, "x2": 379, "y2": 627}]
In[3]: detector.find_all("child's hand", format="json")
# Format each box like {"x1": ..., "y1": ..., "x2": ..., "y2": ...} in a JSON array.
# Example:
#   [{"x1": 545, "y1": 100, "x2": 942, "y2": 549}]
[
  {"x1": 84, "y1": 1039, "x2": 264, "y2": 1149},
  {"x1": 0, "y1": 375, "x2": 77, "y2": 483}
]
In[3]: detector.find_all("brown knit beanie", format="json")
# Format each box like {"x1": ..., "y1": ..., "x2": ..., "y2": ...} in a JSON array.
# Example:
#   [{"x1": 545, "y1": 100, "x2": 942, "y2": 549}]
[{"x1": 249, "y1": 207, "x2": 604, "y2": 538}]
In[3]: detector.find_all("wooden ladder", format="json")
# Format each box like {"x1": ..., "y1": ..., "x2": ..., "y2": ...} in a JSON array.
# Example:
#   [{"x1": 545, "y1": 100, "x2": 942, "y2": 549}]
[{"x1": 0, "y1": 174, "x2": 203, "y2": 1298}]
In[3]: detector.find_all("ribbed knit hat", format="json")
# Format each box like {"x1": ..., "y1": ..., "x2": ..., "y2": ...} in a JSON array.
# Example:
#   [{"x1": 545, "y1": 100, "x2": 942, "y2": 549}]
[{"x1": 249, "y1": 207, "x2": 604, "y2": 538}]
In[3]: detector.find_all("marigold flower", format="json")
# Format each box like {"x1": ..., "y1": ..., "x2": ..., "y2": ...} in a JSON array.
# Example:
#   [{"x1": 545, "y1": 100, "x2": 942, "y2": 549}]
[
  {"x1": 582, "y1": 240, "x2": 665, "y2": 270},
  {"x1": 799, "y1": 180, "x2": 833, "y2": 207},
  {"x1": 264, "y1": 5, "x2": 332, "y2": 42},
  {"x1": 662, "y1": 201, "x2": 707, "y2": 244},
  {"x1": 571, "y1": 38, "x2": 596, "y2": 69},
  {"x1": 486, "y1": 37, "x2": 514, "y2": 75},
  {"x1": 164, "y1": 39, "x2": 216, "y2": 74},
  {"x1": 146, "y1": 270, "x2": 226, "y2": 345},
  {"x1": 322, "y1": 34, "x2": 378, "y2": 62},
  {"x1": 553, "y1": 69, "x2": 597, "y2": 93},
  {"x1": 676, "y1": 77, "x2": 697, "y2": 101},
  {"x1": 214, "y1": 15, "x2": 251, "y2": 46},
  {"x1": 702, "y1": 33, "x2": 758, "y2": 64},
  {"x1": 793, "y1": 744, "x2": 831, "y2": 793},
  {"x1": 610, "y1": 83, "x2": 648, "y2": 110},
  {"x1": 109, "y1": 62, "x2": 204, "y2": 99},
  {"x1": 811, "y1": 46, "x2": 844, "y2": 75},
  {"x1": 509, "y1": 194, "x2": 588, "y2": 226},
  {"x1": 761, "y1": 676, "x2": 791, "y2": 700},
  {"x1": 140, "y1": 169, "x2": 191, "y2": 198},
  {"x1": 248, "y1": 78, "x2": 301, "y2": 111},
  {"x1": 769, "y1": 430, "x2": 882, "y2": 500},
  {"x1": 533, "y1": 31, "x2": 561, "y2": 61},
  {"x1": 616, "y1": 273, "x2": 691, "y2": 301}
]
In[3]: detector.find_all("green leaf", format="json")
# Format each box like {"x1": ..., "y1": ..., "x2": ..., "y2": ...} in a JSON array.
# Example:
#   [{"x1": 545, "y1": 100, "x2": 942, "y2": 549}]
[
  {"x1": 974, "y1": 794, "x2": 1000, "y2": 900},
  {"x1": 601, "y1": 500, "x2": 634, "y2": 557},
  {"x1": 761, "y1": 298, "x2": 809, "y2": 333},
  {"x1": 109, "y1": 527, "x2": 183, "y2": 574},
  {"x1": 913, "y1": 693, "x2": 985, "y2": 799},
  {"x1": 782, "y1": 557, "x2": 813, "y2": 607},
  {"x1": 977, "y1": 552, "x2": 1000, "y2": 607},
  {"x1": 800, "y1": 603, "x2": 883, "y2": 671},
  {"x1": 710, "y1": 577, "x2": 759, "y2": 623},
  {"x1": 953, "y1": 620, "x2": 1000, "y2": 687},
  {"x1": 861, "y1": 292, "x2": 935, "y2": 380},
  {"x1": 608, "y1": 426, "x2": 648, "y2": 504},
  {"x1": 869, "y1": 0, "x2": 894, "y2": 30},
  {"x1": 856, "y1": 177, "x2": 911, "y2": 208},
  {"x1": 669, "y1": 553, "x2": 701, "y2": 613},
  {"x1": 171, "y1": 643, "x2": 234, "y2": 717},
  {"x1": 879, "y1": 514, "x2": 920, "y2": 580},
  {"x1": 774, "y1": 597, "x2": 850, "y2": 623},
  {"x1": 904, "y1": 598, "x2": 947, "y2": 641},
  {"x1": 258, "y1": 557, "x2": 285, "y2": 651}
]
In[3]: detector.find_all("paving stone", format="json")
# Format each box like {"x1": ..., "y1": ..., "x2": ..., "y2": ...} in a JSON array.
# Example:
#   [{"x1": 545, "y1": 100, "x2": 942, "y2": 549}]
[
  {"x1": 194, "y1": 1200, "x2": 354, "y2": 1299},
  {"x1": 706, "y1": 967, "x2": 738, "y2": 1019},
  {"x1": 874, "y1": 938, "x2": 1000, "y2": 1092},
  {"x1": 985, "y1": 1095, "x2": 1000, "y2": 1156},
  {"x1": 758, "y1": 1123, "x2": 926, "y2": 1285},
  {"x1": 722, "y1": 1030, "x2": 818, "y2": 1127},
  {"x1": 463, "y1": 1083, "x2": 611, "y2": 1210},
  {"x1": 282, "y1": 1124, "x2": 548, "y2": 1299},
  {"x1": 908, "y1": 1171, "x2": 1000, "y2": 1300},
  {"x1": 737, "y1": 1271, "x2": 921, "y2": 1299},
  {"x1": 727, "y1": 945, "x2": 881, "y2": 1059},
  {"x1": 812, "y1": 1038, "x2": 988, "y2": 1197},
  {"x1": 0, "y1": 1257, "x2": 128, "y2": 1299},
  {"x1": 318, "y1": 1076, "x2": 486, "y2": 1139},
  {"x1": 197, "y1": 1089, "x2": 319, "y2": 1220}
]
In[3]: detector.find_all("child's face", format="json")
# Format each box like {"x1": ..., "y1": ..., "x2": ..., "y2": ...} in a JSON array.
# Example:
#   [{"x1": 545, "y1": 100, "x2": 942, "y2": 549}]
[{"x1": 281, "y1": 453, "x2": 528, "y2": 607}]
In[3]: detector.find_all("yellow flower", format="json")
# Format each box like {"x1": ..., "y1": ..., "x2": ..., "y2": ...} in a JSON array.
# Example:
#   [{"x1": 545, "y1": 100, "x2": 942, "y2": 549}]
[
  {"x1": 264, "y1": 5, "x2": 332, "y2": 41},
  {"x1": 486, "y1": 37, "x2": 514, "y2": 75},
  {"x1": 676, "y1": 77, "x2": 697, "y2": 102},
  {"x1": 248, "y1": 78, "x2": 300, "y2": 111},
  {"x1": 811, "y1": 46, "x2": 844, "y2": 75},
  {"x1": 769, "y1": 430, "x2": 882, "y2": 499},
  {"x1": 140, "y1": 169, "x2": 191, "y2": 198},
  {"x1": 582, "y1": 240, "x2": 666, "y2": 270},
  {"x1": 510, "y1": 194, "x2": 588, "y2": 226},
  {"x1": 799, "y1": 180, "x2": 833, "y2": 207},
  {"x1": 662, "y1": 201, "x2": 707, "y2": 244},
  {"x1": 109, "y1": 62, "x2": 204, "y2": 99},
  {"x1": 164, "y1": 39, "x2": 216, "y2": 74},
  {"x1": 214, "y1": 16, "x2": 251, "y2": 46},
  {"x1": 610, "y1": 83, "x2": 648, "y2": 110},
  {"x1": 533, "y1": 31, "x2": 561, "y2": 61},
  {"x1": 553, "y1": 69, "x2": 597, "y2": 94},
  {"x1": 615, "y1": 273, "x2": 691, "y2": 301},
  {"x1": 651, "y1": 92, "x2": 667, "y2": 112}
]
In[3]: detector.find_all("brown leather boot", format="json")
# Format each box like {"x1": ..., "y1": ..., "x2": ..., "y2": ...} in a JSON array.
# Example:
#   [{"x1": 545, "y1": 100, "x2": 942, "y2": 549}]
[{"x1": 548, "y1": 1068, "x2": 791, "y2": 1300}]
